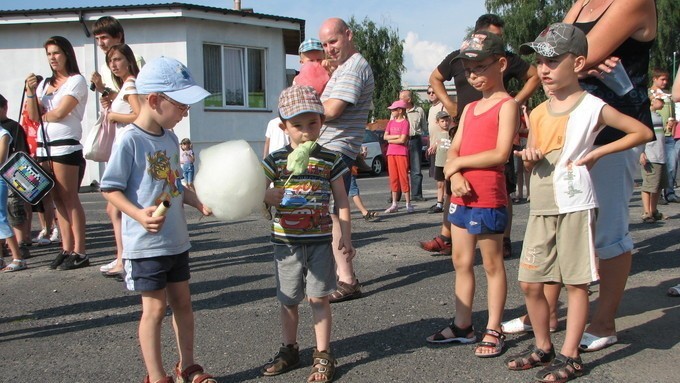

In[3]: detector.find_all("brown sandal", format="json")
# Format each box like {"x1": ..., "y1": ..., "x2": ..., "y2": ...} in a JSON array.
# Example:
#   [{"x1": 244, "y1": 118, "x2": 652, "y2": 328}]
[
  {"x1": 174, "y1": 363, "x2": 216, "y2": 383},
  {"x1": 505, "y1": 345, "x2": 555, "y2": 370},
  {"x1": 329, "y1": 280, "x2": 362, "y2": 303},
  {"x1": 261, "y1": 343, "x2": 300, "y2": 376},
  {"x1": 307, "y1": 349, "x2": 336, "y2": 383}
]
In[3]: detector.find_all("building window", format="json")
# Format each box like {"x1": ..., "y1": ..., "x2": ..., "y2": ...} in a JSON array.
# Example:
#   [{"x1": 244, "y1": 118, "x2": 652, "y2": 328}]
[{"x1": 203, "y1": 43, "x2": 266, "y2": 109}]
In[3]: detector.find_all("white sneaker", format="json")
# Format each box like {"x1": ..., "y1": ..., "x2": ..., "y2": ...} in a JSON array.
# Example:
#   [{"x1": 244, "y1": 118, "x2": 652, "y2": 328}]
[
  {"x1": 50, "y1": 227, "x2": 61, "y2": 243},
  {"x1": 99, "y1": 259, "x2": 118, "y2": 273},
  {"x1": 33, "y1": 228, "x2": 47, "y2": 243},
  {"x1": 406, "y1": 204, "x2": 415, "y2": 213}
]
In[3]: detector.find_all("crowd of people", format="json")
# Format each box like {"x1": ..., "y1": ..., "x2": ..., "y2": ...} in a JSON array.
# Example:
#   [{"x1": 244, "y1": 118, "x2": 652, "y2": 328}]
[{"x1": 1, "y1": 0, "x2": 678, "y2": 382}]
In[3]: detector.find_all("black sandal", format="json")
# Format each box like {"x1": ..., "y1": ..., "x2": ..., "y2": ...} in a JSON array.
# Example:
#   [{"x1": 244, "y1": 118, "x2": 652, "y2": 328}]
[
  {"x1": 505, "y1": 345, "x2": 555, "y2": 370},
  {"x1": 363, "y1": 210, "x2": 379, "y2": 222},
  {"x1": 535, "y1": 353, "x2": 584, "y2": 382},
  {"x1": 426, "y1": 318, "x2": 476, "y2": 344},
  {"x1": 474, "y1": 328, "x2": 505, "y2": 358}
]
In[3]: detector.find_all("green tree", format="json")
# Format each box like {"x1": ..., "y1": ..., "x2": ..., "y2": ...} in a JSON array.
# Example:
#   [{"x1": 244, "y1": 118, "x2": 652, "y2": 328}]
[
  {"x1": 347, "y1": 17, "x2": 405, "y2": 120},
  {"x1": 652, "y1": 0, "x2": 680, "y2": 77}
]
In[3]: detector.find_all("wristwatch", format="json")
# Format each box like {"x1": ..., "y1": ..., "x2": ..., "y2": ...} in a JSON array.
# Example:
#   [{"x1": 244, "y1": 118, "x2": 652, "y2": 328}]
[{"x1": 101, "y1": 87, "x2": 113, "y2": 97}]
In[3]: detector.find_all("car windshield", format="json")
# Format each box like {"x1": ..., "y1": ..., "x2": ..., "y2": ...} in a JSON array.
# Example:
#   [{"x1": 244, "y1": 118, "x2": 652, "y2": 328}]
[{"x1": 363, "y1": 130, "x2": 378, "y2": 143}]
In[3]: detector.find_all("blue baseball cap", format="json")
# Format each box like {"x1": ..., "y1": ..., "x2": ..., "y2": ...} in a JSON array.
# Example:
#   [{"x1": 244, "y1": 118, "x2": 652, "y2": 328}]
[
  {"x1": 135, "y1": 57, "x2": 210, "y2": 105},
  {"x1": 298, "y1": 38, "x2": 323, "y2": 54}
]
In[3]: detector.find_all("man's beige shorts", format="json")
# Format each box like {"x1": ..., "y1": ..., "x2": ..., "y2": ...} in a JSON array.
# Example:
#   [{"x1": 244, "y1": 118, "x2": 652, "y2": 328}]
[{"x1": 518, "y1": 209, "x2": 599, "y2": 285}]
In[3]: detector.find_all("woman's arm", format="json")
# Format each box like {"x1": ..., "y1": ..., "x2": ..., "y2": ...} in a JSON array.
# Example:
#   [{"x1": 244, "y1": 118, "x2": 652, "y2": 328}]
[
  {"x1": 41, "y1": 95, "x2": 79, "y2": 123},
  {"x1": 563, "y1": 0, "x2": 656, "y2": 70},
  {"x1": 108, "y1": 94, "x2": 140, "y2": 124},
  {"x1": 24, "y1": 73, "x2": 42, "y2": 122}
]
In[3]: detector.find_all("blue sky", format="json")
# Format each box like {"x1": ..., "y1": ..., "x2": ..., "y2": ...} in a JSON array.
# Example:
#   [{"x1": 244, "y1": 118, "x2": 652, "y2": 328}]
[{"x1": 1, "y1": 0, "x2": 487, "y2": 85}]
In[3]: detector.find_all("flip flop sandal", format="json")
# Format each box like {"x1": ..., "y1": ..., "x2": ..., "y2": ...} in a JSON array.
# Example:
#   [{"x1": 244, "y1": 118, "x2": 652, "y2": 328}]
[
  {"x1": 261, "y1": 344, "x2": 300, "y2": 376},
  {"x1": 501, "y1": 317, "x2": 533, "y2": 334},
  {"x1": 535, "y1": 353, "x2": 584, "y2": 383},
  {"x1": 426, "y1": 319, "x2": 475, "y2": 344},
  {"x1": 3, "y1": 259, "x2": 27, "y2": 272},
  {"x1": 307, "y1": 349, "x2": 336, "y2": 383},
  {"x1": 668, "y1": 284, "x2": 680, "y2": 297},
  {"x1": 474, "y1": 329, "x2": 505, "y2": 358},
  {"x1": 505, "y1": 345, "x2": 555, "y2": 370},
  {"x1": 579, "y1": 332, "x2": 617, "y2": 352},
  {"x1": 174, "y1": 363, "x2": 216, "y2": 383},
  {"x1": 501, "y1": 317, "x2": 559, "y2": 334}
]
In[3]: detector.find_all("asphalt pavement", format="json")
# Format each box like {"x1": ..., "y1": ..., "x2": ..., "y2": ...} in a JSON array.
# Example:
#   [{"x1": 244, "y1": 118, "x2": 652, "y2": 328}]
[{"x1": 1, "y1": 174, "x2": 679, "y2": 382}]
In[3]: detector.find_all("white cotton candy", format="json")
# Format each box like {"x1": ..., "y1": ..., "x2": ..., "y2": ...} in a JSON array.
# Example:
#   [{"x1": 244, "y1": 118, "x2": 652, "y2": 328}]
[{"x1": 194, "y1": 140, "x2": 265, "y2": 222}]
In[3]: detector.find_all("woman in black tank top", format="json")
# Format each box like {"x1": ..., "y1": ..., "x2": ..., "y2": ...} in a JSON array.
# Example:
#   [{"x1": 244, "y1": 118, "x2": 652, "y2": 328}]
[
  {"x1": 503, "y1": 0, "x2": 658, "y2": 363},
  {"x1": 562, "y1": 0, "x2": 657, "y2": 353}
]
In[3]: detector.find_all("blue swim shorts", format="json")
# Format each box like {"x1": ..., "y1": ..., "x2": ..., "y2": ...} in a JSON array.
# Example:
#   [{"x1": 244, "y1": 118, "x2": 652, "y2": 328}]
[{"x1": 448, "y1": 203, "x2": 507, "y2": 235}]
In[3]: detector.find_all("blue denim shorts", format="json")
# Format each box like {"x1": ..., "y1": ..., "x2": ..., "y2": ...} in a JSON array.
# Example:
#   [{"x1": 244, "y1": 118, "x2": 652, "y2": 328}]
[{"x1": 448, "y1": 203, "x2": 507, "y2": 235}]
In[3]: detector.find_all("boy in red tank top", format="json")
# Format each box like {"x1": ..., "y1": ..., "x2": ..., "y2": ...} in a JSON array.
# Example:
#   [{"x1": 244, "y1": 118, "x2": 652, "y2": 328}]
[{"x1": 425, "y1": 31, "x2": 518, "y2": 359}]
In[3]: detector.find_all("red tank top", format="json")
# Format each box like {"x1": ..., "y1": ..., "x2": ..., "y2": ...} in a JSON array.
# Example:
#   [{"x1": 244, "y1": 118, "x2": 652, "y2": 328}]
[{"x1": 450, "y1": 97, "x2": 513, "y2": 208}]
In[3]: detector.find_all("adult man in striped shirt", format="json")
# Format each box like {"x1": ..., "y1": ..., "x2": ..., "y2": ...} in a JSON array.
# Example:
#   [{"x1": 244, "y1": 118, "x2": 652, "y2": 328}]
[{"x1": 318, "y1": 17, "x2": 375, "y2": 303}]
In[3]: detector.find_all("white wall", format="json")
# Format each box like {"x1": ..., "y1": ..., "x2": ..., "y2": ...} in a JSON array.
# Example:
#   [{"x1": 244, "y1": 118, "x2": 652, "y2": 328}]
[
  {"x1": 0, "y1": 15, "x2": 291, "y2": 183},
  {"x1": 184, "y1": 18, "x2": 287, "y2": 158}
]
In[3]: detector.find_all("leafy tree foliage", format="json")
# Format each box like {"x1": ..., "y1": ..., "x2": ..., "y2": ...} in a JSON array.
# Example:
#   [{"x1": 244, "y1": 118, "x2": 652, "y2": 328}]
[{"x1": 347, "y1": 17, "x2": 405, "y2": 120}]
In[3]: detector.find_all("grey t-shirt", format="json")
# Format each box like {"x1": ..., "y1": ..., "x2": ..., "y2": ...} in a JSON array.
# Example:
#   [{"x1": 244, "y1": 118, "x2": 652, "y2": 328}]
[{"x1": 100, "y1": 124, "x2": 190, "y2": 259}]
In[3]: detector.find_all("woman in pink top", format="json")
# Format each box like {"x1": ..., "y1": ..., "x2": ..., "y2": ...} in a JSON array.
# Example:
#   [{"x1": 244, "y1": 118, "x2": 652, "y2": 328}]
[{"x1": 384, "y1": 100, "x2": 412, "y2": 213}]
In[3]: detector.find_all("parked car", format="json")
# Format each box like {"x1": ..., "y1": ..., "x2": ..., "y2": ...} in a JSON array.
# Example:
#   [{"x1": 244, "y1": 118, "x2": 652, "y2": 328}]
[{"x1": 358, "y1": 129, "x2": 386, "y2": 176}]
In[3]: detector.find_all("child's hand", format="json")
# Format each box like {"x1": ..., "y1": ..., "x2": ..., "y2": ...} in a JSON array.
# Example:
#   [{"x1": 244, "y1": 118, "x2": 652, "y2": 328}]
[
  {"x1": 639, "y1": 152, "x2": 648, "y2": 166},
  {"x1": 264, "y1": 187, "x2": 284, "y2": 206},
  {"x1": 514, "y1": 147, "x2": 543, "y2": 163},
  {"x1": 199, "y1": 204, "x2": 212, "y2": 216},
  {"x1": 136, "y1": 206, "x2": 166, "y2": 233},
  {"x1": 449, "y1": 173, "x2": 471, "y2": 197},
  {"x1": 574, "y1": 151, "x2": 601, "y2": 170},
  {"x1": 338, "y1": 237, "x2": 356, "y2": 261},
  {"x1": 427, "y1": 144, "x2": 436, "y2": 156}
]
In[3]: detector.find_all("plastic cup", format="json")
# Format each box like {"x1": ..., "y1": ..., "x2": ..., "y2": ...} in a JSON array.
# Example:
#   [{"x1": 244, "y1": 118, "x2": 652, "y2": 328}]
[{"x1": 599, "y1": 62, "x2": 634, "y2": 96}]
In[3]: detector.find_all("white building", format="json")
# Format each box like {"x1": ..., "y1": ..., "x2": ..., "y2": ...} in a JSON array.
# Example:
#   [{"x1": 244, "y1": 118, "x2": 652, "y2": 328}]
[{"x1": 0, "y1": 3, "x2": 303, "y2": 184}]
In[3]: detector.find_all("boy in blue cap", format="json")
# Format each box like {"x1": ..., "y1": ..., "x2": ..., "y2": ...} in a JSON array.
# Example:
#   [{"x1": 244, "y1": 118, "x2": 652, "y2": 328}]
[{"x1": 100, "y1": 57, "x2": 216, "y2": 383}]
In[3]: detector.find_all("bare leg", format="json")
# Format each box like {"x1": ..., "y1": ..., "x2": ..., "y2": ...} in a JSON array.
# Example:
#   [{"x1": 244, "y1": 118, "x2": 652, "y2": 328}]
[
  {"x1": 309, "y1": 296, "x2": 331, "y2": 352},
  {"x1": 139, "y1": 289, "x2": 169, "y2": 382},
  {"x1": 451, "y1": 226, "x2": 476, "y2": 328},
  {"x1": 562, "y1": 284, "x2": 588, "y2": 358},
  {"x1": 585, "y1": 252, "x2": 631, "y2": 336},
  {"x1": 641, "y1": 191, "x2": 651, "y2": 215},
  {"x1": 280, "y1": 304, "x2": 299, "y2": 346},
  {"x1": 476, "y1": 234, "x2": 507, "y2": 354},
  {"x1": 50, "y1": 162, "x2": 86, "y2": 254},
  {"x1": 525, "y1": 281, "x2": 551, "y2": 350},
  {"x1": 167, "y1": 281, "x2": 196, "y2": 370},
  {"x1": 107, "y1": 202, "x2": 124, "y2": 273},
  {"x1": 352, "y1": 195, "x2": 369, "y2": 216}
]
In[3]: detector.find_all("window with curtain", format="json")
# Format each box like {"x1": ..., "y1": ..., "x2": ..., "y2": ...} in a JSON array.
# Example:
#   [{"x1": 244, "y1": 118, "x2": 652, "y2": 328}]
[{"x1": 203, "y1": 43, "x2": 266, "y2": 109}]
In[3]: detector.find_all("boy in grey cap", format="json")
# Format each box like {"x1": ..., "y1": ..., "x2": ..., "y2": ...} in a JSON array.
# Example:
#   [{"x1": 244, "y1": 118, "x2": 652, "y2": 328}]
[{"x1": 504, "y1": 23, "x2": 652, "y2": 382}]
